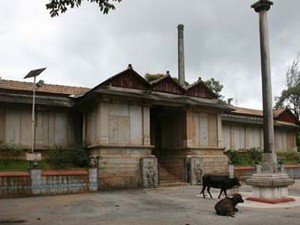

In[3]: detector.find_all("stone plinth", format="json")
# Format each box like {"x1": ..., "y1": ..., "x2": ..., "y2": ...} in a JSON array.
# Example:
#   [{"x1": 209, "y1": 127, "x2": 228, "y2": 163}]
[{"x1": 245, "y1": 173, "x2": 295, "y2": 204}]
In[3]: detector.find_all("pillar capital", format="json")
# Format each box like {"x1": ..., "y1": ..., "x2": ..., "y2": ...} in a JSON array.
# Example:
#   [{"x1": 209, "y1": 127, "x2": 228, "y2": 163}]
[
  {"x1": 251, "y1": 0, "x2": 273, "y2": 13},
  {"x1": 177, "y1": 24, "x2": 184, "y2": 30}
]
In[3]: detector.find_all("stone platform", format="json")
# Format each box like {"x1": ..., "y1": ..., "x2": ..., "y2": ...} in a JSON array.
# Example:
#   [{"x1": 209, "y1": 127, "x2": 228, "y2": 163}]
[{"x1": 245, "y1": 173, "x2": 295, "y2": 204}]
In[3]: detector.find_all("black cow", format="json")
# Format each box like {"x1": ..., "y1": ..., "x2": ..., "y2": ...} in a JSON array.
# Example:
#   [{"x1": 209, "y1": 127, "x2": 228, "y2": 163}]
[
  {"x1": 200, "y1": 174, "x2": 241, "y2": 199},
  {"x1": 215, "y1": 193, "x2": 244, "y2": 217}
]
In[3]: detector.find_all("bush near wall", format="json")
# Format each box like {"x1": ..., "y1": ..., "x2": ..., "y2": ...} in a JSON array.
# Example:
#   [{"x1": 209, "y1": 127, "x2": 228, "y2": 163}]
[
  {"x1": 47, "y1": 145, "x2": 90, "y2": 169},
  {"x1": 0, "y1": 145, "x2": 90, "y2": 171},
  {"x1": 225, "y1": 148, "x2": 300, "y2": 166},
  {"x1": 225, "y1": 148, "x2": 262, "y2": 166}
]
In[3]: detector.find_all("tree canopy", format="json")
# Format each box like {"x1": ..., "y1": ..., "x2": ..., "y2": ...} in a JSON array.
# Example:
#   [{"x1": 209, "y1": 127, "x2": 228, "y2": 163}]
[
  {"x1": 203, "y1": 78, "x2": 233, "y2": 105},
  {"x1": 46, "y1": 0, "x2": 122, "y2": 17},
  {"x1": 275, "y1": 57, "x2": 300, "y2": 120}
]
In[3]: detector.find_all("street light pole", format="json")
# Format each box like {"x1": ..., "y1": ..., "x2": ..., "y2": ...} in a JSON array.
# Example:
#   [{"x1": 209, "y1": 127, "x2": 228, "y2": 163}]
[
  {"x1": 24, "y1": 68, "x2": 46, "y2": 162},
  {"x1": 31, "y1": 75, "x2": 36, "y2": 153}
]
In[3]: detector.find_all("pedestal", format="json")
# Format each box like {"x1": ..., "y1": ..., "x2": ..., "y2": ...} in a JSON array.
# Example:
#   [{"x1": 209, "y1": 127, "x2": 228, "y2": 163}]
[{"x1": 245, "y1": 173, "x2": 295, "y2": 204}]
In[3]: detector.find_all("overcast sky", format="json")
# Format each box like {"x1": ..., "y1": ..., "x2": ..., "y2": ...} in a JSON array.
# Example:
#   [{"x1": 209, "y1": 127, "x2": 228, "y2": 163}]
[{"x1": 0, "y1": 0, "x2": 299, "y2": 109}]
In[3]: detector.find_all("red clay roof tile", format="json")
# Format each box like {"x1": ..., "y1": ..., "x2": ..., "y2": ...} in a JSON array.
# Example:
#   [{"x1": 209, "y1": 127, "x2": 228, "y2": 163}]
[{"x1": 0, "y1": 79, "x2": 90, "y2": 96}]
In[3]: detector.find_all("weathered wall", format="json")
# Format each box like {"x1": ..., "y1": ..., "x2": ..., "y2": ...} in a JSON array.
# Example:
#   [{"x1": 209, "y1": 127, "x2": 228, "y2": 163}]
[
  {"x1": 186, "y1": 110, "x2": 220, "y2": 148},
  {"x1": 222, "y1": 122, "x2": 297, "y2": 152},
  {"x1": 0, "y1": 105, "x2": 77, "y2": 149},
  {"x1": 0, "y1": 169, "x2": 97, "y2": 198},
  {"x1": 85, "y1": 102, "x2": 149, "y2": 147},
  {"x1": 91, "y1": 148, "x2": 152, "y2": 190},
  {"x1": 85, "y1": 101, "x2": 153, "y2": 189},
  {"x1": 177, "y1": 109, "x2": 228, "y2": 178},
  {"x1": 0, "y1": 172, "x2": 31, "y2": 197}
]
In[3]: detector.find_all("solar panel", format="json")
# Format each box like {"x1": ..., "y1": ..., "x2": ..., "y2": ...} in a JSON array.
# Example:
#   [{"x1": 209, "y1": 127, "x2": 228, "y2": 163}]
[{"x1": 24, "y1": 68, "x2": 46, "y2": 79}]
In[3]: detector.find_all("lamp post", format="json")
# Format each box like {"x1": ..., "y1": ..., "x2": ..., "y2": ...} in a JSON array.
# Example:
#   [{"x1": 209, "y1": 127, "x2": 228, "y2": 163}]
[{"x1": 24, "y1": 68, "x2": 46, "y2": 164}]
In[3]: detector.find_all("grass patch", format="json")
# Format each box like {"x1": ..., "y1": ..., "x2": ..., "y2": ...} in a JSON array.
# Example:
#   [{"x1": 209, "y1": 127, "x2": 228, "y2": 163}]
[{"x1": 0, "y1": 160, "x2": 55, "y2": 171}]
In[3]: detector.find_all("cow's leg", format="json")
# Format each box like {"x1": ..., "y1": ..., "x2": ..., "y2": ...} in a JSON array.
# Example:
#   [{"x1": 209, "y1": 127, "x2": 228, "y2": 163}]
[
  {"x1": 224, "y1": 189, "x2": 228, "y2": 197},
  {"x1": 218, "y1": 189, "x2": 223, "y2": 199},
  {"x1": 207, "y1": 186, "x2": 213, "y2": 198},
  {"x1": 200, "y1": 185, "x2": 207, "y2": 198}
]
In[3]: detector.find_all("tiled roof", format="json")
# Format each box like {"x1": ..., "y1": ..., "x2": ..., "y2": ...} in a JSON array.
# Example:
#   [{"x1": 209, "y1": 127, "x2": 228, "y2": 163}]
[
  {"x1": 231, "y1": 107, "x2": 286, "y2": 118},
  {"x1": 0, "y1": 79, "x2": 90, "y2": 96}
]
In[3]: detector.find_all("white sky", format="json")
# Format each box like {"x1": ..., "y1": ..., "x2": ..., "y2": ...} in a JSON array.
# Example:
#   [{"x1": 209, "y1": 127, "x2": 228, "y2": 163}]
[{"x1": 0, "y1": 0, "x2": 300, "y2": 109}]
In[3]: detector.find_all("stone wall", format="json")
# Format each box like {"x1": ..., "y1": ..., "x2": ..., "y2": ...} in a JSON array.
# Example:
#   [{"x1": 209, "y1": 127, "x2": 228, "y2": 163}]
[
  {"x1": 0, "y1": 168, "x2": 97, "y2": 198},
  {"x1": 92, "y1": 148, "x2": 152, "y2": 190},
  {"x1": 0, "y1": 172, "x2": 31, "y2": 197}
]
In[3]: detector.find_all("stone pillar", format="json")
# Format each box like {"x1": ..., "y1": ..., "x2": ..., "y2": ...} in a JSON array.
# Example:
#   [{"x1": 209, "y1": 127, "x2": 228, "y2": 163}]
[
  {"x1": 89, "y1": 158, "x2": 98, "y2": 192},
  {"x1": 140, "y1": 156, "x2": 158, "y2": 188},
  {"x1": 228, "y1": 165, "x2": 234, "y2": 178},
  {"x1": 178, "y1": 24, "x2": 185, "y2": 86},
  {"x1": 256, "y1": 164, "x2": 262, "y2": 174},
  {"x1": 30, "y1": 168, "x2": 42, "y2": 195},
  {"x1": 252, "y1": 0, "x2": 277, "y2": 171},
  {"x1": 188, "y1": 157, "x2": 203, "y2": 185},
  {"x1": 246, "y1": 1, "x2": 295, "y2": 203}
]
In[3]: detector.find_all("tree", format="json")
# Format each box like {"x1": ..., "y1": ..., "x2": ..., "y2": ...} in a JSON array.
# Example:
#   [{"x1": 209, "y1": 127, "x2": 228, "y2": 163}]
[
  {"x1": 275, "y1": 57, "x2": 300, "y2": 120},
  {"x1": 46, "y1": 0, "x2": 122, "y2": 17},
  {"x1": 203, "y1": 78, "x2": 233, "y2": 105}
]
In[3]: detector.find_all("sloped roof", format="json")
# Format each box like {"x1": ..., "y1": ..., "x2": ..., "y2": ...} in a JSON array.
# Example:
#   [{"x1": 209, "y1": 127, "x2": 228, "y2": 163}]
[
  {"x1": 150, "y1": 74, "x2": 186, "y2": 95},
  {"x1": 230, "y1": 107, "x2": 298, "y2": 123},
  {"x1": 0, "y1": 79, "x2": 90, "y2": 96},
  {"x1": 98, "y1": 65, "x2": 150, "y2": 90},
  {"x1": 185, "y1": 78, "x2": 218, "y2": 99}
]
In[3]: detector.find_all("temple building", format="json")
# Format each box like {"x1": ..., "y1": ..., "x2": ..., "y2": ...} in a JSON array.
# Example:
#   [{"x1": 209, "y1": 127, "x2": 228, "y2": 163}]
[{"x1": 0, "y1": 65, "x2": 299, "y2": 189}]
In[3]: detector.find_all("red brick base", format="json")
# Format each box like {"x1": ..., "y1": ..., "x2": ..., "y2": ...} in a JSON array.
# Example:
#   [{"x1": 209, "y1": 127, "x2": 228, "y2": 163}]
[{"x1": 246, "y1": 197, "x2": 295, "y2": 204}]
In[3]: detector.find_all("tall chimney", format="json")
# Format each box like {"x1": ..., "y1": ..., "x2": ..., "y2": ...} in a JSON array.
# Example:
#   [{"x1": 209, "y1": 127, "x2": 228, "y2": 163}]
[{"x1": 177, "y1": 24, "x2": 185, "y2": 86}]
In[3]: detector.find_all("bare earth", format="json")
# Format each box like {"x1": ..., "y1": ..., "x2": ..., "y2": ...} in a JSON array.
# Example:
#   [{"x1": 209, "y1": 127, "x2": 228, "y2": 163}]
[{"x1": 1, "y1": 181, "x2": 300, "y2": 225}]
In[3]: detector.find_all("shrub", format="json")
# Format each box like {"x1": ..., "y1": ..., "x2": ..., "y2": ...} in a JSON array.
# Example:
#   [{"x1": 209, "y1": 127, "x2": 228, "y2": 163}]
[
  {"x1": 47, "y1": 147, "x2": 72, "y2": 169},
  {"x1": 71, "y1": 144, "x2": 90, "y2": 168},
  {"x1": 277, "y1": 152, "x2": 299, "y2": 164},
  {"x1": 225, "y1": 148, "x2": 262, "y2": 166},
  {"x1": 47, "y1": 145, "x2": 90, "y2": 169},
  {"x1": 0, "y1": 143, "x2": 27, "y2": 164}
]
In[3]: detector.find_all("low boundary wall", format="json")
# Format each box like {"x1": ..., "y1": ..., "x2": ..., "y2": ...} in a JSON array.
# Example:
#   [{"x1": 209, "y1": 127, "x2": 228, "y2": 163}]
[
  {"x1": 233, "y1": 164, "x2": 300, "y2": 181},
  {"x1": 0, "y1": 168, "x2": 97, "y2": 198}
]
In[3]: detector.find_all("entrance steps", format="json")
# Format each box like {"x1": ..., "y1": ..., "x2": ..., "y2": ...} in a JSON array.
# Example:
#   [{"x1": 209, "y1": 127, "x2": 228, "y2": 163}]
[{"x1": 158, "y1": 165, "x2": 187, "y2": 187}]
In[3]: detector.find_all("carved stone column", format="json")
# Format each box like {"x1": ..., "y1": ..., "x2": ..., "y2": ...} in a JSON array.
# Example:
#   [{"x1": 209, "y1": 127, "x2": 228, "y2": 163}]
[
  {"x1": 140, "y1": 156, "x2": 158, "y2": 188},
  {"x1": 188, "y1": 157, "x2": 204, "y2": 185}
]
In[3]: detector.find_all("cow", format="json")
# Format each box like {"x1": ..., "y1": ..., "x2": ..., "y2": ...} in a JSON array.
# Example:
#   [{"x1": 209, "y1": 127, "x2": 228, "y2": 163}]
[
  {"x1": 200, "y1": 174, "x2": 241, "y2": 199},
  {"x1": 214, "y1": 193, "x2": 244, "y2": 217}
]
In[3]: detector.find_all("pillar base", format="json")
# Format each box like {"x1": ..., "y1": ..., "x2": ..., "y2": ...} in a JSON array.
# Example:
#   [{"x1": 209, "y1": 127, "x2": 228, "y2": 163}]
[
  {"x1": 246, "y1": 196, "x2": 295, "y2": 204},
  {"x1": 245, "y1": 173, "x2": 295, "y2": 204}
]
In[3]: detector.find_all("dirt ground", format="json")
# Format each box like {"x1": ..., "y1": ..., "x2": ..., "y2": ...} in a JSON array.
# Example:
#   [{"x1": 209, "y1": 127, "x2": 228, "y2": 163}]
[{"x1": 1, "y1": 181, "x2": 300, "y2": 225}]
